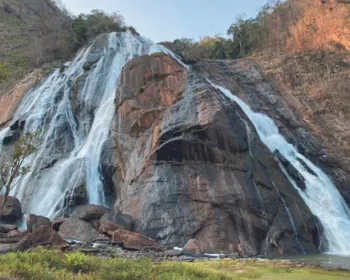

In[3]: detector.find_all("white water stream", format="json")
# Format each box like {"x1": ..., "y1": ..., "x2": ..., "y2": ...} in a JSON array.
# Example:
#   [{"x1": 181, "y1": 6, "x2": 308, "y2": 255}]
[
  {"x1": 210, "y1": 82, "x2": 350, "y2": 255},
  {"x1": 0, "y1": 32, "x2": 172, "y2": 219}
]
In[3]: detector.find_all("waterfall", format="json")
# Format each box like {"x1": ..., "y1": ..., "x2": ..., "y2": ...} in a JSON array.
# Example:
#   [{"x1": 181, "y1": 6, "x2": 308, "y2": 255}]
[
  {"x1": 0, "y1": 127, "x2": 10, "y2": 150},
  {"x1": 209, "y1": 81, "x2": 350, "y2": 255},
  {"x1": 0, "y1": 32, "x2": 171, "y2": 219}
]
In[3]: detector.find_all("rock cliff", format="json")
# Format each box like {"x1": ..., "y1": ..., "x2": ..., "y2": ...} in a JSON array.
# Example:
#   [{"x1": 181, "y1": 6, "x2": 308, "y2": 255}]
[{"x1": 107, "y1": 54, "x2": 321, "y2": 256}]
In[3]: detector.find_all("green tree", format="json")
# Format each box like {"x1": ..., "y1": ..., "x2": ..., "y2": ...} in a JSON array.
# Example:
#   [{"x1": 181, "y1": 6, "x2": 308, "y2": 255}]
[
  {"x1": 0, "y1": 133, "x2": 36, "y2": 213},
  {"x1": 71, "y1": 10, "x2": 126, "y2": 52}
]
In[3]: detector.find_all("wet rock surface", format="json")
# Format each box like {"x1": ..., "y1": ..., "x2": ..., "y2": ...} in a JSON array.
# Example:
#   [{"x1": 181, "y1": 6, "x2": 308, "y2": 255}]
[{"x1": 108, "y1": 54, "x2": 322, "y2": 257}]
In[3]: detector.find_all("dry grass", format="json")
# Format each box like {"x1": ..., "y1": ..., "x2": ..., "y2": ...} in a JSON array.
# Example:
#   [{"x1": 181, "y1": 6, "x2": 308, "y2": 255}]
[
  {"x1": 287, "y1": 0, "x2": 350, "y2": 52},
  {"x1": 252, "y1": 49, "x2": 350, "y2": 166}
]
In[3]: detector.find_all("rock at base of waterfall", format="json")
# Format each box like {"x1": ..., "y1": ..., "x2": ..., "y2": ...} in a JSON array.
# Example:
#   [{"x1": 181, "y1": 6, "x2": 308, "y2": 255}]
[
  {"x1": 7, "y1": 230, "x2": 21, "y2": 237},
  {"x1": 73, "y1": 205, "x2": 110, "y2": 221},
  {"x1": 0, "y1": 197, "x2": 23, "y2": 222},
  {"x1": 100, "y1": 211, "x2": 134, "y2": 231},
  {"x1": 111, "y1": 228, "x2": 160, "y2": 251},
  {"x1": 59, "y1": 218, "x2": 109, "y2": 243},
  {"x1": 27, "y1": 214, "x2": 51, "y2": 233},
  {"x1": 182, "y1": 239, "x2": 204, "y2": 257},
  {"x1": 0, "y1": 224, "x2": 17, "y2": 234},
  {"x1": 52, "y1": 218, "x2": 69, "y2": 231},
  {"x1": 90, "y1": 219, "x2": 100, "y2": 230},
  {"x1": 99, "y1": 220, "x2": 122, "y2": 235},
  {"x1": 15, "y1": 226, "x2": 67, "y2": 251}
]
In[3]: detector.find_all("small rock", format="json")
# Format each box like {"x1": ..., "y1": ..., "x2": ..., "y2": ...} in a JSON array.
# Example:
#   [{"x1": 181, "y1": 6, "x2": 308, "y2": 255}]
[
  {"x1": 74, "y1": 205, "x2": 110, "y2": 221},
  {"x1": 111, "y1": 228, "x2": 160, "y2": 251},
  {"x1": 183, "y1": 239, "x2": 204, "y2": 257},
  {"x1": 52, "y1": 218, "x2": 69, "y2": 231},
  {"x1": 7, "y1": 230, "x2": 21, "y2": 237},
  {"x1": 0, "y1": 224, "x2": 17, "y2": 233},
  {"x1": 0, "y1": 196, "x2": 22, "y2": 222},
  {"x1": 59, "y1": 218, "x2": 109, "y2": 243},
  {"x1": 163, "y1": 249, "x2": 183, "y2": 257},
  {"x1": 15, "y1": 226, "x2": 67, "y2": 251},
  {"x1": 90, "y1": 219, "x2": 100, "y2": 230},
  {"x1": 27, "y1": 214, "x2": 51, "y2": 233},
  {"x1": 100, "y1": 211, "x2": 133, "y2": 231}
]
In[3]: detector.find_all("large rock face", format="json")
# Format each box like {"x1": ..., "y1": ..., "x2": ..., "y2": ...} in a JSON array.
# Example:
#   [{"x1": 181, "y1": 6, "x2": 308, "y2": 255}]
[{"x1": 109, "y1": 54, "x2": 321, "y2": 256}]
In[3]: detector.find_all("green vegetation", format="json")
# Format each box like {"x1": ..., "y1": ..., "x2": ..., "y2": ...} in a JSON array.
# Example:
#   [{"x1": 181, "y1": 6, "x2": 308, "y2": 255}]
[
  {"x1": 0, "y1": 0, "x2": 137, "y2": 91},
  {"x1": 151, "y1": 52, "x2": 166, "y2": 57},
  {"x1": 71, "y1": 10, "x2": 126, "y2": 52},
  {"x1": 0, "y1": 132, "x2": 36, "y2": 212},
  {"x1": 0, "y1": 63, "x2": 8, "y2": 81},
  {"x1": 0, "y1": 249, "x2": 349, "y2": 280},
  {"x1": 162, "y1": 0, "x2": 349, "y2": 61}
]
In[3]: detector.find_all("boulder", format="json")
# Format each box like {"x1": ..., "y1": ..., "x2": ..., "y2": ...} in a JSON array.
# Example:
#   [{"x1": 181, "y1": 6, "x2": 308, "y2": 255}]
[
  {"x1": 59, "y1": 218, "x2": 109, "y2": 243},
  {"x1": 100, "y1": 211, "x2": 133, "y2": 231},
  {"x1": 111, "y1": 228, "x2": 160, "y2": 251},
  {"x1": 15, "y1": 226, "x2": 67, "y2": 251},
  {"x1": 73, "y1": 205, "x2": 110, "y2": 221},
  {"x1": 183, "y1": 239, "x2": 204, "y2": 257},
  {"x1": 27, "y1": 214, "x2": 51, "y2": 233},
  {"x1": 90, "y1": 219, "x2": 100, "y2": 230},
  {"x1": 0, "y1": 224, "x2": 17, "y2": 234},
  {"x1": 0, "y1": 196, "x2": 22, "y2": 221},
  {"x1": 99, "y1": 220, "x2": 122, "y2": 235},
  {"x1": 7, "y1": 230, "x2": 21, "y2": 237},
  {"x1": 52, "y1": 218, "x2": 69, "y2": 231}
]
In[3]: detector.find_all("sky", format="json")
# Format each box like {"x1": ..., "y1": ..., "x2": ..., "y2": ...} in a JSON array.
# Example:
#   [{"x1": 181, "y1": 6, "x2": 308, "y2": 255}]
[{"x1": 61, "y1": 0, "x2": 267, "y2": 43}]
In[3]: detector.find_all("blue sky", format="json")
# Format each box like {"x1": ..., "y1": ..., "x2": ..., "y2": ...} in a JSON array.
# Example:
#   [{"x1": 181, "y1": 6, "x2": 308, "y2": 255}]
[{"x1": 61, "y1": 0, "x2": 267, "y2": 43}]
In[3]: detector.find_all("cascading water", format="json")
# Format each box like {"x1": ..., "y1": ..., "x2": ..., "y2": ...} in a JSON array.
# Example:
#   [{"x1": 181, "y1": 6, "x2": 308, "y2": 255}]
[
  {"x1": 209, "y1": 81, "x2": 350, "y2": 255},
  {"x1": 0, "y1": 32, "x2": 173, "y2": 219},
  {"x1": 0, "y1": 127, "x2": 10, "y2": 151},
  {"x1": 1, "y1": 30, "x2": 349, "y2": 256}
]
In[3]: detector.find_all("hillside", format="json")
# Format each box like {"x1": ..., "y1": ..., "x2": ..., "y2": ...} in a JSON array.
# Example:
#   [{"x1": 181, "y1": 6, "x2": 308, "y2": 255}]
[{"x1": 0, "y1": 0, "x2": 69, "y2": 92}]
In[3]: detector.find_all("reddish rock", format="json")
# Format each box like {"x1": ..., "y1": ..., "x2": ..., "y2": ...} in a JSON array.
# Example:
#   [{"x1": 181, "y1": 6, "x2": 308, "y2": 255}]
[
  {"x1": 74, "y1": 205, "x2": 110, "y2": 221},
  {"x1": 0, "y1": 70, "x2": 43, "y2": 127},
  {"x1": 27, "y1": 214, "x2": 51, "y2": 233},
  {"x1": 59, "y1": 218, "x2": 109, "y2": 243},
  {"x1": 15, "y1": 226, "x2": 67, "y2": 251},
  {"x1": 99, "y1": 220, "x2": 121, "y2": 236},
  {"x1": 183, "y1": 239, "x2": 204, "y2": 256},
  {"x1": 111, "y1": 228, "x2": 160, "y2": 251},
  {"x1": 105, "y1": 54, "x2": 323, "y2": 257},
  {"x1": 0, "y1": 196, "x2": 22, "y2": 221}
]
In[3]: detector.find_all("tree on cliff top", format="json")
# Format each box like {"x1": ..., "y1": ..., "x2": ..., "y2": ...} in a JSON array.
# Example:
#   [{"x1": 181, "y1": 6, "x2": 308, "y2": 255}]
[{"x1": 0, "y1": 133, "x2": 36, "y2": 213}]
